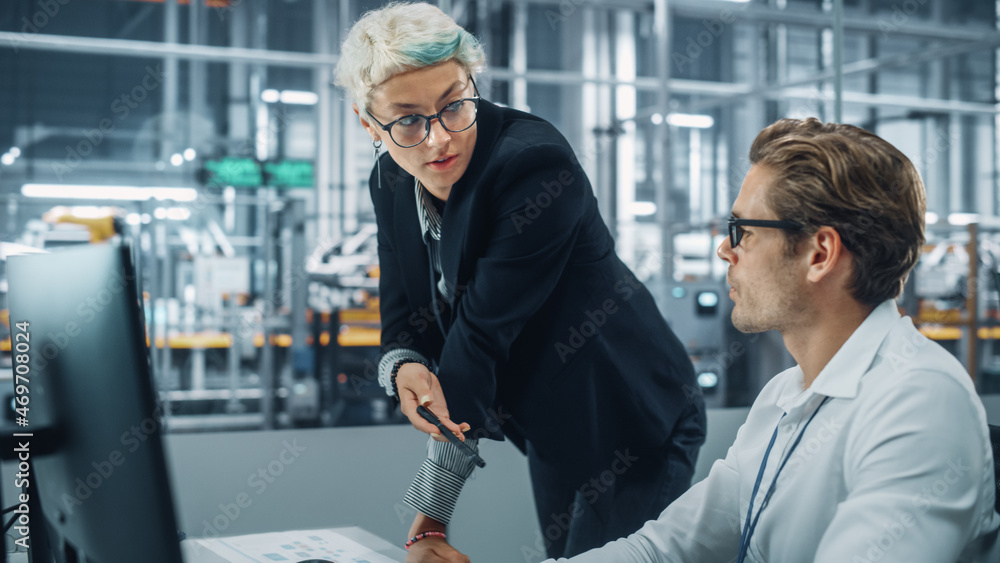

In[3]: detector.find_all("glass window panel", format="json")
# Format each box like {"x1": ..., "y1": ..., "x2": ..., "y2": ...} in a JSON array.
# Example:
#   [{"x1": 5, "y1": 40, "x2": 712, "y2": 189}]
[
  {"x1": 481, "y1": 2, "x2": 512, "y2": 70},
  {"x1": 1, "y1": 1, "x2": 166, "y2": 40},
  {"x1": 955, "y1": 52, "x2": 996, "y2": 103},
  {"x1": 526, "y1": 3, "x2": 583, "y2": 72},
  {"x1": 787, "y1": 27, "x2": 821, "y2": 83},
  {"x1": 526, "y1": 83, "x2": 584, "y2": 155},
  {"x1": 635, "y1": 10, "x2": 657, "y2": 78},
  {"x1": 671, "y1": 16, "x2": 726, "y2": 82},
  {"x1": 872, "y1": 0, "x2": 934, "y2": 19},
  {"x1": 950, "y1": 0, "x2": 996, "y2": 23},
  {"x1": 486, "y1": 79, "x2": 510, "y2": 107},
  {"x1": 842, "y1": 32, "x2": 872, "y2": 94},
  {"x1": 875, "y1": 37, "x2": 924, "y2": 97},
  {"x1": 267, "y1": 0, "x2": 314, "y2": 53}
]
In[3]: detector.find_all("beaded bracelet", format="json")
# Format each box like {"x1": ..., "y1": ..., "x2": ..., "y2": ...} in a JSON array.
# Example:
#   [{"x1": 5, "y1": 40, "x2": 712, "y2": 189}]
[
  {"x1": 405, "y1": 531, "x2": 446, "y2": 549},
  {"x1": 390, "y1": 359, "x2": 430, "y2": 404}
]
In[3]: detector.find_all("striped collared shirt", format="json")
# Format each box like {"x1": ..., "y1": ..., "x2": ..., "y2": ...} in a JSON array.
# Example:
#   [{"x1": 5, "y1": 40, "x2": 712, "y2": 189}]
[{"x1": 415, "y1": 179, "x2": 453, "y2": 301}]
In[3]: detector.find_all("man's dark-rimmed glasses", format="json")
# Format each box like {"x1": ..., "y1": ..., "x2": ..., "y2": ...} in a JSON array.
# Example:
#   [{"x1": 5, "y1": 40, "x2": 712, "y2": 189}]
[{"x1": 728, "y1": 216, "x2": 803, "y2": 248}]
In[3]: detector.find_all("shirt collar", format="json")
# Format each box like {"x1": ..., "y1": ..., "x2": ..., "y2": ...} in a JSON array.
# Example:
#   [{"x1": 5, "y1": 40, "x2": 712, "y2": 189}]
[
  {"x1": 414, "y1": 179, "x2": 443, "y2": 242},
  {"x1": 776, "y1": 299, "x2": 900, "y2": 411}
]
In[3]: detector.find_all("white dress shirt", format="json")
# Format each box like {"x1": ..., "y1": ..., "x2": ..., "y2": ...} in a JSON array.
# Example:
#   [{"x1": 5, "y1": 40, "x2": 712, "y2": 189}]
[{"x1": 548, "y1": 300, "x2": 1000, "y2": 562}]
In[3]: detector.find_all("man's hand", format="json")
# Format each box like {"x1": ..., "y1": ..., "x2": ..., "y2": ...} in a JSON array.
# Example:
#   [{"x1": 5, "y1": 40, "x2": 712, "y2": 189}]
[
  {"x1": 395, "y1": 362, "x2": 470, "y2": 442},
  {"x1": 405, "y1": 537, "x2": 470, "y2": 563}
]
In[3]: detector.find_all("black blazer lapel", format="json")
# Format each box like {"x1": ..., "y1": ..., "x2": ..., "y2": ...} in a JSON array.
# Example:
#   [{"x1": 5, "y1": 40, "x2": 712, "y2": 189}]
[
  {"x1": 390, "y1": 169, "x2": 435, "y2": 319},
  {"x1": 438, "y1": 99, "x2": 505, "y2": 321}
]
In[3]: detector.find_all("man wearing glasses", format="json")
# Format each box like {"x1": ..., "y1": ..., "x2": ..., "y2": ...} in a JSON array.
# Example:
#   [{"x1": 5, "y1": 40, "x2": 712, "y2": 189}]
[
  {"x1": 547, "y1": 119, "x2": 1000, "y2": 562},
  {"x1": 335, "y1": 4, "x2": 705, "y2": 561}
]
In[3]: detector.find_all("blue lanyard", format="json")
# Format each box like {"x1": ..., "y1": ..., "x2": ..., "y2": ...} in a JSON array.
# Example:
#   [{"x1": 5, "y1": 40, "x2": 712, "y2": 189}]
[{"x1": 736, "y1": 396, "x2": 831, "y2": 563}]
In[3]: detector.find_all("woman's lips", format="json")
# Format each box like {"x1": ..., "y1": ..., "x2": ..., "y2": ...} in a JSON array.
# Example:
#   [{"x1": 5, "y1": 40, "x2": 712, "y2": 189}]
[{"x1": 427, "y1": 154, "x2": 458, "y2": 172}]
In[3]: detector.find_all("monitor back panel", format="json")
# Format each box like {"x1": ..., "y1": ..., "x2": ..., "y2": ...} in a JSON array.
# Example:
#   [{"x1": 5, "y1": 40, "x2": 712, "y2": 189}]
[{"x1": 7, "y1": 244, "x2": 182, "y2": 563}]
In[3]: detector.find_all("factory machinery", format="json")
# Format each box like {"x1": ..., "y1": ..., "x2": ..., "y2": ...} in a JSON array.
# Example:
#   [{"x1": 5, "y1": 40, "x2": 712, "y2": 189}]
[
  {"x1": 907, "y1": 218, "x2": 1000, "y2": 394},
  {"x1": 0, "y1": 203, "x2": 756, "y2": 434},
  {"x1": 8, "y1": 205, "x2": 994, "y2": 433},
  {"x1": 0, "y1": 188, "x2": 406, "y2": 432}
]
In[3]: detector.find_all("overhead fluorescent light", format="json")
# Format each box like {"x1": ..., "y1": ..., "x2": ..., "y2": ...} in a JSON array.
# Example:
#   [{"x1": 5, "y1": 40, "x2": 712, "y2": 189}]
[
  {"x1": 667, "y1": 113, "x2": 714, "y2": 129},
  {"x1": 261, "y1": 89, "x2": 280, "y2": 103},
  {"x1": 925, "y1": 212, "x2": 938, "y2": 225},
  {"x1": 1, "y1": 153, "x2": 14, "y2": 166},
  {"x1": 166, "y1": 207, "x2": 191, "y2": 221},
  {"x1": 22, "y1": 184, "x2": 198, "y2": 202},
  {"x1": 630, "y1": 201, "x2": 657, "y2": 216},
  {"x1": 279, "y1": 90, "x2": 318, "y2": 105},
  {"x1": 59, "y1": 206, "x2": 110, "y2": 219},
  {"x1": 261, "y1": 89, "x2": 318, "y2": 105},
  {"x1": 948, "y1": 213, "x2": 979, "y2": 226},
  {"x1": 152, "y1": 208, "x2": 191, "y2": 221}
]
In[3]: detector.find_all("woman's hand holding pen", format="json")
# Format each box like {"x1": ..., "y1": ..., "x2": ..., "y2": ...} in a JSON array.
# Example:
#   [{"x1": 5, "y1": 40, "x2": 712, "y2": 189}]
[{"x1": 396, "y1": 363, "x2": 471, "y2": 442}]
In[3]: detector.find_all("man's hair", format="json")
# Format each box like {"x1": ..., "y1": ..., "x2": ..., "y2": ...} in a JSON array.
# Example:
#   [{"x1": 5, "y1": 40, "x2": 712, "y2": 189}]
[
  {"x1": 749, "y1": 118, "x2": 926, "y2": 306},
  {"x1": 333, "y1": 2, "x2": 486, "y2": 123}
]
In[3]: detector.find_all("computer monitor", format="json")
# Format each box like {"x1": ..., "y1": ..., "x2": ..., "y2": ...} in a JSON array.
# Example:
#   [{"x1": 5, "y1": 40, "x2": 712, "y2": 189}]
[{"x1": 6, "y1": 244, "x2": 182, "y2": 563}]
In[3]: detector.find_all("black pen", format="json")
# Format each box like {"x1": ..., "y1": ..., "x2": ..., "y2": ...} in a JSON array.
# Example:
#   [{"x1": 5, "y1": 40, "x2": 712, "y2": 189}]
[{"x1": 416, "y1": 405, "x2": 486, "y2": 468}]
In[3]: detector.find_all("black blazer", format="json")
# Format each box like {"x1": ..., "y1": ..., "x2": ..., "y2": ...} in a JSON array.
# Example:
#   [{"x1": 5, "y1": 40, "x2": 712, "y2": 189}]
[{"x1": 371, "y1": 99, "x2": 703, "y2": 482}]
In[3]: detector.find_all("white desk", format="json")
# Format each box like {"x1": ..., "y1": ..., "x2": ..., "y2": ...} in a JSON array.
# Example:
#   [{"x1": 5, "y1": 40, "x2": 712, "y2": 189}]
[
  {"x1": 181, "y1": 526, "x2": 406, "y2": 563},
  {"x1": 2, "y1": 527, "x2": 404, "y2": 563}
]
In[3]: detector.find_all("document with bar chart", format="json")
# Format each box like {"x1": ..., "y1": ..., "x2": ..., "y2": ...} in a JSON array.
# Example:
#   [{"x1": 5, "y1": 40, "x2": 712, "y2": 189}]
[{"x1": 183, "y1": 529, "x2": 399, "y2": 563}]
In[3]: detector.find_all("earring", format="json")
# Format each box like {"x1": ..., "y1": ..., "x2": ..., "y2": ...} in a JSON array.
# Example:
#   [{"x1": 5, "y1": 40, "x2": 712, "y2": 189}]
[{"x1": 373, "y1": 139, "x2": 383, "y2": 190}]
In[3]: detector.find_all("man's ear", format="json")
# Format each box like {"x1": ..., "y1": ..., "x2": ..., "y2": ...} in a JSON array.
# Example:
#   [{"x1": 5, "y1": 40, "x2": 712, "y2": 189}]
[
  {"x1": 805, "y1": 226, "x2": 846, "y2": 284},
  {"x1": 354, "y1": 103, "x2": 381, "y2": 143}
]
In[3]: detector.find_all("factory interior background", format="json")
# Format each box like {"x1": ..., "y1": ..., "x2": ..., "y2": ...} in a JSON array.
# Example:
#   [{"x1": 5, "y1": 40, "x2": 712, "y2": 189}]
[{"x1": 1, "y1": 0, "x2": 999, "y2": 560}]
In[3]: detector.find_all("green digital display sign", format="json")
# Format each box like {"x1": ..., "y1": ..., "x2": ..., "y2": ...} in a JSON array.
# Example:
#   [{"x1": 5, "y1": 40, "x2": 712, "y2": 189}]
[
  {"x1": 264, "y1": 160, "x2": 314, "y2": 188},
  {"x1": 202, "y1": 158, "x2": 263, "y2": 187},
  {"x1": 201, "y1": 158, "x2": 314, "y2": 189}
]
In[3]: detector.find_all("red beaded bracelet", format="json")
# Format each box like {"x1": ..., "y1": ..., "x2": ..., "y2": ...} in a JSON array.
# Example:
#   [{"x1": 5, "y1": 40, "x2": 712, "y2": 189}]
[{"x1": 405, "y1": 531, "x2": 446, "y2": 549}]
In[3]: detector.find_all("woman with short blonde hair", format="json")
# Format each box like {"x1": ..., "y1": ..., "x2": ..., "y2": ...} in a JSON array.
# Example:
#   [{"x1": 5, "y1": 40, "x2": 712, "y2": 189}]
[
  {"x1": 335, "y1": 4, "x2": 705, "y2": 561},
  {"x1": 335, "y1": 2, "x2": 485, "y2": 122}
]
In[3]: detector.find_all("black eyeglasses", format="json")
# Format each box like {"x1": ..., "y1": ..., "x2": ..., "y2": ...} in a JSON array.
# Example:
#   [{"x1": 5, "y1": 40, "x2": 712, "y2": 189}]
[
  {"x1": 727, "y1": 216, "x2": 803, "y2": 248},
  {"x1": 366, "y1": 76, "x2": 481, "y2": 149}
]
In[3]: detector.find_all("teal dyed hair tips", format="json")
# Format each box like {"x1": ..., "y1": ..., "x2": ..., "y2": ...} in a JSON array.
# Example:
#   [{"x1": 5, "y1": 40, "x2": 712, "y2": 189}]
[
  {"x1": 401, "y1": 31, "x2": 464, "y2": 67},
  {"x1": 334, "y1": 2, "x2": 486, "y2": 120}
]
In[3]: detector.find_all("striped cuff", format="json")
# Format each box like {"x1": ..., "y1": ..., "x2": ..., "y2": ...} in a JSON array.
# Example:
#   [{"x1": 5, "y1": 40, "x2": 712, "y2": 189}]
[
  {"x1": 377, "y1": 348, "x2": 430, "y2": 397},
  {"x1": 428, "y1": 436, "x2": 480, "y2": 478},
  {"x1": 402, "y1": 437, "x2": 481, "y2": 525}
]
